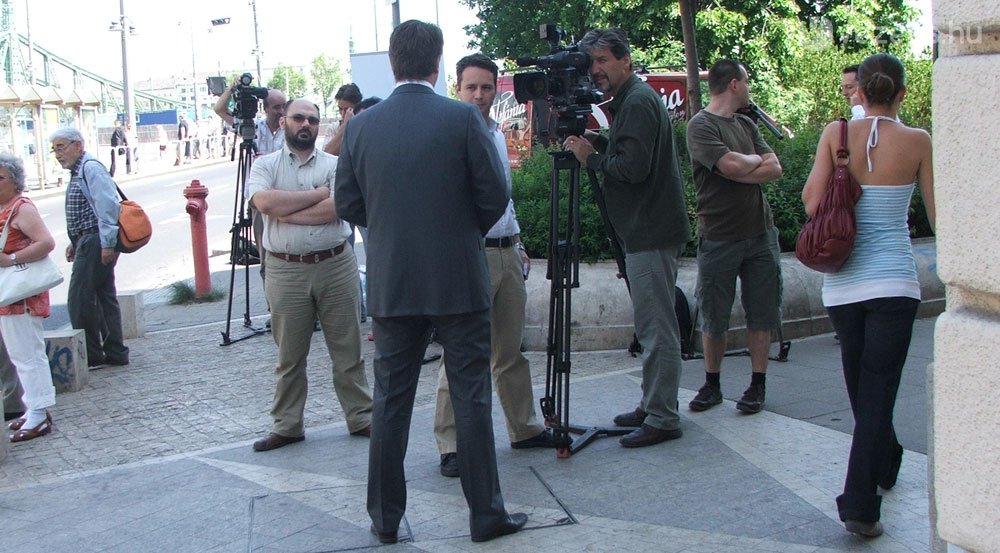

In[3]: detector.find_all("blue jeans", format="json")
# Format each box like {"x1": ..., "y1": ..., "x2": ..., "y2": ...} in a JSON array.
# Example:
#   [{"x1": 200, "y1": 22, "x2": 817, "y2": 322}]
[{"x1": 827, "y1": 296, "x2": 920, "y2": 522}]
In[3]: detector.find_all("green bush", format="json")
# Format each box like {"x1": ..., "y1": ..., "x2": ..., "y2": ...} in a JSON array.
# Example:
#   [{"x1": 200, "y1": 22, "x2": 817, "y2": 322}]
[{"x1": 511, "y1": 147, "x2": 614, "y2": 263}]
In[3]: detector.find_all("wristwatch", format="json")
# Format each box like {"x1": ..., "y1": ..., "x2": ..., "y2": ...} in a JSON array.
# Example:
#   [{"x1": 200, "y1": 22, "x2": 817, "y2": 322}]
[{"x1": 8, "y1": 252, "x2": 15, "y2": 264}]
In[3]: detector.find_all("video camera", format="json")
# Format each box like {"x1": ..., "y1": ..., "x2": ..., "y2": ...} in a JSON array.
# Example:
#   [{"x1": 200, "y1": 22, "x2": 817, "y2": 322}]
[
  {"x1": 513, "y1": 24, "x2": 602, "y2": 138},
  {"x1": 207, "y1": 72, "x2": 268, "y2": 141}
]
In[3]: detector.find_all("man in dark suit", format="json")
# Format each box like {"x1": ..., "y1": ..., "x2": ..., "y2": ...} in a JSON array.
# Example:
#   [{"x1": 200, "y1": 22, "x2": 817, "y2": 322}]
[{"x1": 334, "y1": 20, "x2": 527, "y2": 544}]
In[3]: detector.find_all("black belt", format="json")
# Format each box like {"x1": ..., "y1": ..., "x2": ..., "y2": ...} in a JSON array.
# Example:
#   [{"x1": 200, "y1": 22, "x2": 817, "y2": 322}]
[
  {"x1": 269, "y1": 243, "x2": 345, "y2": 263},
  {"x1": 72, "y1": 227, "x2": 98, "y2": 239},
  {"x1": 484, "y1": 236, "x2": 516, "y2": 248}
]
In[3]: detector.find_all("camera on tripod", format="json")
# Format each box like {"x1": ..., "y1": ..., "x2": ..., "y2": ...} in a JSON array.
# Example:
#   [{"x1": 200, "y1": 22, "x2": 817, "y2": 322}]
[
  {"x1": 208, "y1": 72, "x2": 268, "y2": 141},
  {"x1": 513, "y1": 24, "x2": 603, "y2": 138}
]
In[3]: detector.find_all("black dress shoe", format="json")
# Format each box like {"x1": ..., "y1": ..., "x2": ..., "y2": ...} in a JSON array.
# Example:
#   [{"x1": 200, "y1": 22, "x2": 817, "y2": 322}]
[
  {"x1": 252, "y1": 432, "x2": 305, "y2": 452},
  {"x1": 510, "y1": 428, "x2": 560, "y2": 449},
  {"x1": 370, "y1": 524, "x2": 398, "y2": 544},
  {"x1": 612, "y1": 407, "x2": 647, "y2": 427},
  {"x1": 620, "y1": 424, "x2": 682, "y2": 448},
  {"x1": 471, "y1": 512, "x2": 528, "y2": 542},
  {"x1": 350, "y1": 425, "x2": 371, "y2": 437},
  {"x1": 4, "y1": 410, "x2": 25, "y2": 422},
  {"x1": 439, "y1": 452, "x2": 459, "y2": 477}
]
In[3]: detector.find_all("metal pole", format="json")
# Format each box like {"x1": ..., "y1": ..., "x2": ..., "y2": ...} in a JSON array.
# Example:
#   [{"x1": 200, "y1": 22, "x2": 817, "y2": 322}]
[
  {"x1": 250, "y1": 0, "x2": 263, "y2": 81},
  {"x1": 119, "y1": 0, "x2": 135, "y2": 126},
  {"x1": 25, "y1": 1, "x2": 35, "y2": 84},
  {"x1": 191, "y1": 21, "x2": 198, "y2": 120}
]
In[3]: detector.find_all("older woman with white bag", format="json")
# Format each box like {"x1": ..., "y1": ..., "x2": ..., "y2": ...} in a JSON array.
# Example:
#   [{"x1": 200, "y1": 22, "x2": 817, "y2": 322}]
[{"x1": 0, "y1": 153, "x2": 58, "y2": 442}]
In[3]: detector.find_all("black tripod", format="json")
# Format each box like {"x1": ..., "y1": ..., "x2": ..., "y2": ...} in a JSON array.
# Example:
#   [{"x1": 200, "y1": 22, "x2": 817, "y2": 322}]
[
  {"x1": 220, "y1": 135, "x2": 267, "y2": 346},
  {"x1": 540, "y1": 151, "x2": 631, "y2": 458}
]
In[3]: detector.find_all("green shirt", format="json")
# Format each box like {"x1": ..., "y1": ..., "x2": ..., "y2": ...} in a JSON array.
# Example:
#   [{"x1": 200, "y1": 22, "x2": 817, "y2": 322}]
[
  {"x1": 686, "y1": 110, "x2": 774, "y2": 241},
  {"x1": 585, "y1": 74, "x2": 690, "y2": 253}
]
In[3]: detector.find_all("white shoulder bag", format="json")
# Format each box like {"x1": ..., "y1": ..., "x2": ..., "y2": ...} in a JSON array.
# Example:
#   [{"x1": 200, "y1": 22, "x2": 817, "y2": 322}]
[{"x1": 0, "y1": 200, "x2": 64, "y2": 307}]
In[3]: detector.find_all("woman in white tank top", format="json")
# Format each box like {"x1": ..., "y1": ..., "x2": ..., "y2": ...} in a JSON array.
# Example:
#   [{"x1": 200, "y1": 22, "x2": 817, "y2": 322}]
[{"x1": 801, "y1": 53, "x2": 935, "y2": 539}]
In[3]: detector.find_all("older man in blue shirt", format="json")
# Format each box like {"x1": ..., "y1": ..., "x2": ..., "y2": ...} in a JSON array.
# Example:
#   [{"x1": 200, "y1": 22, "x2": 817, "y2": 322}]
[{"x1": 50, "y1": 128, "x2": 129, "y2": 368}]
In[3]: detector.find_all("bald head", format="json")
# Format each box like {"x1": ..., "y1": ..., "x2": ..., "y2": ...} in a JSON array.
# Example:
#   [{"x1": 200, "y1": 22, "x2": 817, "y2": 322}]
[{"x1": 264, "y1": 89, "x2": 288, "y2": 127}]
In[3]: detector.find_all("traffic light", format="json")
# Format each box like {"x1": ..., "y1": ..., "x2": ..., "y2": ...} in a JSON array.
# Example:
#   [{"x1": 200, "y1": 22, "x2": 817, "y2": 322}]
[{"x1": 211, "y1": 18, "x2": 230, "y2": 26}]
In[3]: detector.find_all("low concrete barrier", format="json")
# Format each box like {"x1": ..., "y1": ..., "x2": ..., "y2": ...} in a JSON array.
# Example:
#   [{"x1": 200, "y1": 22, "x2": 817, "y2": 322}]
[
  {"x1": 523, "y1": 237, "x2": 943, "y2": 352},
  {"x1": 45, "y1": 329, "x2": 89, "y2": 393},
  {"x1": 118, "y1": 290, "x2": 145, "y2": 340}
]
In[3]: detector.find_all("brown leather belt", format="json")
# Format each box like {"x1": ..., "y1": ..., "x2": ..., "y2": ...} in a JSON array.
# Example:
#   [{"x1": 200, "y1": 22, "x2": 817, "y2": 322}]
[{"x1": 269, "y1": 243, "x2": 345, "y2": 263}]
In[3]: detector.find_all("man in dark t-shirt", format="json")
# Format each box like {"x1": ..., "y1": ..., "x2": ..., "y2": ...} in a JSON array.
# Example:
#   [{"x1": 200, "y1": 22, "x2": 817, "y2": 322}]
[{"x1": 685, "y1": 59, "x2": 783, "y2": 415}]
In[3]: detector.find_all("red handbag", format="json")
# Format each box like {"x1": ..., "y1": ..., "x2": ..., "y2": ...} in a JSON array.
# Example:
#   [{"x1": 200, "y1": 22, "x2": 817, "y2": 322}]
[{"x1": 795, "y1": 119, "x2": 862, "y2": 273}]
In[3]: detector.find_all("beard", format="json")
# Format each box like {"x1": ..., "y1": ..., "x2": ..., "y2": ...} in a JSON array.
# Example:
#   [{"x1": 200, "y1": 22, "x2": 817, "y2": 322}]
[{"x1": 286, "y1": 128, "x2": 317, "y2": 151}]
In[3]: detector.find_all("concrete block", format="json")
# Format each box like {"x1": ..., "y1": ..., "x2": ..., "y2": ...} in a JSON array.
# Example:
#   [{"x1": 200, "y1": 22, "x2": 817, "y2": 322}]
[
  {"x1": 118, "y1": 290, "x2": 145, "y2": 339},
  {"x1": 933, "y1": 311, "x2": 1000, "y2": 551},
  {"x1": 522, "y1": 238, "x2": 942, "y2": 352},
  {"x1": 45, "y1": 329, "x2": 89, "y2": 394}
]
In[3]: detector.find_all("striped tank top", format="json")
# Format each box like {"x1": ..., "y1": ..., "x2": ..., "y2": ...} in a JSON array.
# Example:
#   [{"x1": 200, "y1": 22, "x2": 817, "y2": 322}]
[{"x1": 822, "y1": 184, "x2": 919, "y2": 306}]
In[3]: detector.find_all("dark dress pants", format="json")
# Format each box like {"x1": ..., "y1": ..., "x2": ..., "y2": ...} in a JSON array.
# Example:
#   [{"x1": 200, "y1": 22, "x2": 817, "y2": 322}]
[
  {"x1": 68, "y1": 233, "x2": 129, "y2": 365},
  {"x1": 367, "y1": 309, "x2": 507, "y2": 537},
  {"x1": 827, "y1": 296, "x2": 919, "y2": 522}
]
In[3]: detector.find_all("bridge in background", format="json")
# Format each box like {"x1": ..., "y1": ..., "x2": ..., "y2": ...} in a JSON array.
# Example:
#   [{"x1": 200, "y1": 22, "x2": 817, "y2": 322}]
[{"x1": 0, "y1": 0, "x2": 184, "y2": 113}]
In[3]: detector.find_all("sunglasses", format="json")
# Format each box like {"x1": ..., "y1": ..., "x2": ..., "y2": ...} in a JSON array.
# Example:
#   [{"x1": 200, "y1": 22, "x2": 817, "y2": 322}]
[{"x1": 287, "y1": 114, "x2": 320, "y2": 125}]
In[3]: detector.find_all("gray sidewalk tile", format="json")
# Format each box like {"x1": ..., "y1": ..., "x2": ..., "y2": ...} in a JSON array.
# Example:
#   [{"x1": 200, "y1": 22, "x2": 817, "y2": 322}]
[{"x1": 0, "y1": 276, "x2": 936, "y2": 552}]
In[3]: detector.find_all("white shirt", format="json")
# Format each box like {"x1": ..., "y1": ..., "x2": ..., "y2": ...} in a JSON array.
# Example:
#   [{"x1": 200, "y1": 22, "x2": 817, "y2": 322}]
[
  {"x1": 255, "y1": 119, "x2": 285, "y2": 155},
  {"x1": 246, "y1": 145, "x2": 351, "y2": 254},
  {"x1": 484, "y1": 118, "x2": 520, "y2": 239}
]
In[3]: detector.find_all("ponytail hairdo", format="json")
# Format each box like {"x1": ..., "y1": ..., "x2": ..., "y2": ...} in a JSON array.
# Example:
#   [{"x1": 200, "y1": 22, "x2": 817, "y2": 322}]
[{"x1": 858, "y1": 53, "x2": 905, "y2": 106}]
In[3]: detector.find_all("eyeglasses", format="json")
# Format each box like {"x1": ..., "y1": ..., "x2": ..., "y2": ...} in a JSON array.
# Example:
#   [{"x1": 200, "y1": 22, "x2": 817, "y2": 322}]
[
  {"x1": 51, "y1": 140, "x2": 79, "y2": 153},
  {"x1": 288, "y1": 114, "x2": 320, "y2": 125}
]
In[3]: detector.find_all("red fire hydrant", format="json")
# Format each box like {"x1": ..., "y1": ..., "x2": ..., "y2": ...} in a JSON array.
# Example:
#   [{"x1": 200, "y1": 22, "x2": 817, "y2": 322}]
[{"x1": 183, "y1": 179, "x2": 211, "y2": 299}]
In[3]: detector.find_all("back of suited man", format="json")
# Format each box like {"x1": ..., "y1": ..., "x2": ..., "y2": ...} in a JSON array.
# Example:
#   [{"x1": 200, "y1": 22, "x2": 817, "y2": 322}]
[
  {"x1": 335, "y1": 44, "x2": 506, "y2": 318},
  {"x1": 334, "y1": 19, "x2": 528, "y2": 544}
]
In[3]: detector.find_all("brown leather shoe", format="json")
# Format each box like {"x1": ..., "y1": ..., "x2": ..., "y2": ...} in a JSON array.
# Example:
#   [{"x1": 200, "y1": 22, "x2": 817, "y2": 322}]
[
  {"x1": 10, "y1": 411, "x2": 52, "y2": 443},
  {"x1": 612, "y1": 407, "x2": 647, "y2": 427},
  {"x1": 252, "y1": 432, "x2": 305, "y2": 452},
  {"x1": 619, "y1": 424, "x2": 682, "y2": 448},
  {"x1": 350, "y1": 425, "x2": 371, "y2": 437},
  {"x1": 8, "y1": 416, "x2": 27, "y2": 431}
]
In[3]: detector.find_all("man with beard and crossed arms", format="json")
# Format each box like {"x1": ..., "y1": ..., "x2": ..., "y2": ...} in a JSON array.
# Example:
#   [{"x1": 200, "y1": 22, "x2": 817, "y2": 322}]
[
  {"x1": 335, "y1": 20, "x2": 527, "y2": 544},
  {"x1": 246, "y1": 99, "x2": 373, "y2": 452}
]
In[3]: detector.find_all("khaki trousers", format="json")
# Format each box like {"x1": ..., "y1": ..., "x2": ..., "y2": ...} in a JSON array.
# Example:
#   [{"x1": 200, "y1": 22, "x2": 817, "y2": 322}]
[
  {"x1": 434, "y1": 245, "x2": 543, "y2": 453},
  {"x1": 264, "y1": 244, "x2": 372, "y2": 436}
]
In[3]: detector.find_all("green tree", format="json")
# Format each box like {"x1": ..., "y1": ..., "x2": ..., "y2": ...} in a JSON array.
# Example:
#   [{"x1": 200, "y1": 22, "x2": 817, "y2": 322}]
[
  {"x1": 310, "y1": 54, "x2": 345, "y2": 117},
  {"x1": 461, "y1": 0, "x2": 918, "y2": 127},
  {"x1": 267, "y1": 64, "x2": 308, "y2": 99}
]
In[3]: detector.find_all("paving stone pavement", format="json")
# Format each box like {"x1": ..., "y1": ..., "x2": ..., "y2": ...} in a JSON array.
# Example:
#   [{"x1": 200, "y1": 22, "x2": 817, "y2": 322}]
[{"x1": 0, "y1": 262, "x2": 936, "y2": 553}]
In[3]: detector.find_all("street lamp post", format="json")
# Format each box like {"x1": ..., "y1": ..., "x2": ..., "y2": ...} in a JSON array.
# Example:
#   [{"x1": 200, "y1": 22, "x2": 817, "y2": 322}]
[{"x1": 115, "y1": 0, "x2": 136, "y2": 126}]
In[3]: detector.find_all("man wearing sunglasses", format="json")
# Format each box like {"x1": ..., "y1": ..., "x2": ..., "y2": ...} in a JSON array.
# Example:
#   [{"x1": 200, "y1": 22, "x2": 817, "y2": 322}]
[{"x1": 245, "y1": 99, "x2": 373, "y2": 452}]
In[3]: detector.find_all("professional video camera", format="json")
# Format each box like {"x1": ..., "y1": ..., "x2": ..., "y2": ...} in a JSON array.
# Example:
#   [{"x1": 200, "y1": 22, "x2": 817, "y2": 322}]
[
  {"x1": 206, "y1": 72, "x2": 271, "y2": 345},
  {"x1": 207, "y1": 72, "x2": 268, "y2": 141},
  {"x1": 513, "y1": 24, "x2": 602, "y2": 138}
]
